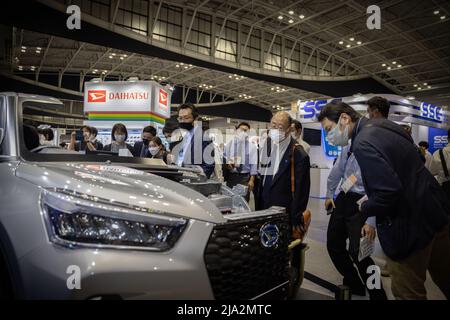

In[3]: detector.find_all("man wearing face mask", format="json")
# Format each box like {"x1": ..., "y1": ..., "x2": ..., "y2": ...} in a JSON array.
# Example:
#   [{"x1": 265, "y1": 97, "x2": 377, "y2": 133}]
[
  {"x1": 224, "y1": 122, "x2": 258, "y2": 201},
  {"x1": 133, "y1": 125, "x2": 157, "y2": 157},
  {"x1": 254, "y1": 112, "x2": 311, "y2": 237},
  {"x1": 88, "y1": 127, "x2": 103, "y2": 151},
  {"x1": 318, "y1": 101, "x2": 450, "y2": 300},
  {"x1": 324, "y1": 113, "x2": 387, "y2": 299},
  {"x1": 173, "y1": 103, "x2": 214, "y2": 178}
]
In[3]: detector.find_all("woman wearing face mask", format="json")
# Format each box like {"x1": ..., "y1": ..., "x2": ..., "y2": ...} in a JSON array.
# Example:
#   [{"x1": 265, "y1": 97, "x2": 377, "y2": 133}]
[
  {"x1": 103, "y1": 123, "x2": 134, "y2": 154},
  {"x1": 148, "y1": 137, "x2": 168, "y2": 163}
]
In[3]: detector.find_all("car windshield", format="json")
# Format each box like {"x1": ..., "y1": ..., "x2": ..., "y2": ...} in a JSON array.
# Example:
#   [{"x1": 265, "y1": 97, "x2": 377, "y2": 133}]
[{"x1": 19, "y1": 100, "x2": 168, "y2": 168}]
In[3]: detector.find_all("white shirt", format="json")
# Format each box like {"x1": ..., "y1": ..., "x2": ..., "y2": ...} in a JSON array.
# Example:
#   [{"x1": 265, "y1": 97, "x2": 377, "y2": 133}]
[
  {"x1": 260, "y1": 136, "x2": 291, "y2": 182},
  {"x1": 430, "y1": 143, "x2": 450, "y2": 185}
]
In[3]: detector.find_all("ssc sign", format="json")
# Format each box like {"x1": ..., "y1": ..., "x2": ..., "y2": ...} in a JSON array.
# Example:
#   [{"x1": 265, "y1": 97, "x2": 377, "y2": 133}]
[
  {"x1": 420, "y1": 102, "x2": 442, "y2": 122},
  {"x1": 301, "y1": 98, "x2": 342, "y2": 119}
]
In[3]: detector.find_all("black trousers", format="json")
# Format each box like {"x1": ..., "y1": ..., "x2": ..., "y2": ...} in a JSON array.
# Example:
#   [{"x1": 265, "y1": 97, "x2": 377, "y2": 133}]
[
  {"x1": 226, "y1": 172, "x2": 251, "y2": 202},
  {"x1": 327, "y1": 192, "x2": 386, "y2": 298}
]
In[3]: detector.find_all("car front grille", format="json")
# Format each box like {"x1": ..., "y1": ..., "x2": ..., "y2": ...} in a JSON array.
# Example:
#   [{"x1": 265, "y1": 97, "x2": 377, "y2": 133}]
[{"x1": 204, "y1": 212, "x2": 290, "y2": 300}]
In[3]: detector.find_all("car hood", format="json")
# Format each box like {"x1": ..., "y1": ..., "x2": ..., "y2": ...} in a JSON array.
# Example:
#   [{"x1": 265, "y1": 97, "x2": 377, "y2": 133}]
[{"x1": 15, "y1": 161, "x2": 226, "y2": 224}]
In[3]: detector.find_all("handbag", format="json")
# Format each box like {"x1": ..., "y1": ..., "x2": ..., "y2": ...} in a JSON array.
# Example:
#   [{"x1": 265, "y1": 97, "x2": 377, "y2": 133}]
[{"x1": 438, "y1": 149, "x2": 450, "y2": 202}]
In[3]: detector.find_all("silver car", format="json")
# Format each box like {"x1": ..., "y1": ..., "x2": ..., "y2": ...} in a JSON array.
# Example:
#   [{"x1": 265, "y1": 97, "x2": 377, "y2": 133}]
[{"x1": 0, "y1": 92, "x2": 299, "y2": 299}]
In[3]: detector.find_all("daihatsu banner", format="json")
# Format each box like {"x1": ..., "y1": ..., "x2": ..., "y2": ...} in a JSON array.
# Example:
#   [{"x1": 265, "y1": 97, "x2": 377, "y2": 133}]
[{"x1": 84, "y1": 81, "x2": 153, "y2": 112}]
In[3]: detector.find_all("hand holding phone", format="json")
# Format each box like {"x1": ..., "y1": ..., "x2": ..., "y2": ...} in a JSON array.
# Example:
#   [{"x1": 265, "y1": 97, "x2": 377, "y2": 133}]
[{"x1": 325, "y1": 198, "x2": 335, "y2": 215}]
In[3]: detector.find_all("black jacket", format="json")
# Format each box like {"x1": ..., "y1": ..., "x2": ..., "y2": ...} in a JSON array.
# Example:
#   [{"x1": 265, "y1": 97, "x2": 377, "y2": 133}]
[
  {"x1": 133, "y1": 141, "x2": 149, "y2": 157},
  {"x1": 254, "y1": 138, "x2": 311, "y2": 226},
  {"x1": 352, "y1": 117, "x2": 450, "y2": 260}
]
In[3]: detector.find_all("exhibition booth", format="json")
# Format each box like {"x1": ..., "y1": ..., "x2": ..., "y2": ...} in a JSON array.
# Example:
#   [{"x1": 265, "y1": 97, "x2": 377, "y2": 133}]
[
  {"x1": 83, "y1": 80, "x2": 172, "y2": 146},
  {"x1": 296, "y1": 94, "x2": 450, "y2": 199}
]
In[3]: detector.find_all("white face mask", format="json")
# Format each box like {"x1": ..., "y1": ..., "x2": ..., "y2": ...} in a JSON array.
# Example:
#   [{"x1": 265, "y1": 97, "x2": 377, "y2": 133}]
[
  {"x1": 149, "y1": 147, "x2": 160, "y2": 156},
  {"x1": 114, "y1": 134, "x2": 126, "y2": 143},
  {"x1": 327, "y1": 116, "x2": 350, "y2": 147},
  {"x1": 237, "y1": 130, "x2": 248, "y2": 141},
  {"x1": 269, "y1": 129, "x2": 286, "y2": 143}
]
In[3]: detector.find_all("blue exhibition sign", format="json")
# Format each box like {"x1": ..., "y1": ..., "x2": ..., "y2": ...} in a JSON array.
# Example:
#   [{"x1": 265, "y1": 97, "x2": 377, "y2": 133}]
[{"x1": 428, "y1": 127, "x2": 448, "y2": 154}]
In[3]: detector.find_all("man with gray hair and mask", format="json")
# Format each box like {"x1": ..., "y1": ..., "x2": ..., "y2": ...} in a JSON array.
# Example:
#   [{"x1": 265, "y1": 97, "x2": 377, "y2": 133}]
[{"x1": 254, "y1": 111, "x2": 311, "y2": 238}]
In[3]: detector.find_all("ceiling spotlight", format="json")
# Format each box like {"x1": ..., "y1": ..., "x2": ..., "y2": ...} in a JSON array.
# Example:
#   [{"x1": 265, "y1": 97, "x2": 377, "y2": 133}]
[
  {"x1": 418, "y1": 87, "x2": 422, "y2": 90},
  {"x1": 109, "y1": 55, "x2": 113, "y2": 59},
  {"x1": 123, "y1": 54, "x2": 128, "y2": 57},
  {"x1": 357, "y1": 41, "x2": 362, "y2": 45},
  {"x1": 413, "y1": 84, "x2": 417, "y2": 87},
  {"x1": 175, "y1": 64, "x2": 180, "y2": 68},
  {"x1": 392, "y1": 61, "x2": 397, "y2": 64},
  {"x1": 271, "y1": 87, "x2": 275, "y2": 90},
  {"x1": 288, "y1": 10, "x2": 294, "y2": 15},
  {"x1": 441, "y1": 16, "x2": 446, "y2": 20},
  {"x1": 397, "y1": 64, "x2": 402, "y2": 68},
  {"x1": 281, "y1": 88, "x2": 286, "y2": 91},
  {"x1": 21, "y1": 49, "x2": 26, "y2": 53},
  {"x1": 382, "y1": 63, "x2": 386, "y2": 67},
  {"x1": 276, "y1": 86, "x2": 280, "y2": 89},
  {"x1": 184, "y1": 66, "x2": 189, "y2": 69},
  {"x1": 228, "y1": 75, "x2": 232, "y2": 78},
  {"x1": 288, "y1": 19, "x2": 294, "y2": 23},
  {"x1": 434, "y1": 10, "x2": 439, "y2": 15},
  {"x1": 428, "y1": 85, "x2": 432, "y2": 89},
  {"x1": 349, "y1": 37, "x2": 355, "y2": 41},
  {"x1": 239, "y1": 94, "x2": 243, "y2": 98},
  {"x1": 423, "y1": 82, "x2": 428, "y2": 85},
  {"x1": 111, "y1": 53, "x2": 116, "y2": 56},
  {"x1": 92, "y1": 70, "x2": 97, "y2": 74},
  {"x1": 346, "y1": 44, "x2": 351, "y2": 48},
  {"x1": 339, "y1": 41, "x2": 344, "y2": 45},
  {"x1": 189, "y1": 64, "x2": 192, "y2": 67},
  {"x1": 299, "y1": 14, "x2": 305, "y2": 19},
  {"x1": 36, "y1": 47, "x2": 41, "y2": 50},
  {"x1": 120, "y1": 57, "x2": 124, "y2": 60},
  {"x1": 278, "y1": 15, "x2": 283, "y2": 20},
  {"x1": 35, "y1": 50, "x2": 41, "y2": 54},
  {"x1": 21, "y1": 46, "x2": 26, "y2": 50},
  {"x1": 387, "y1": 66, "x2": 392, "y2": 70},
  {"x1": 407, "y1": 96, "x2": 415, "y2": 100}
]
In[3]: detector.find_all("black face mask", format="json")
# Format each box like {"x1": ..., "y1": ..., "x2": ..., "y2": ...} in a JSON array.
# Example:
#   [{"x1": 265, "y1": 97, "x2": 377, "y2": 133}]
[
  {"x1": 179, "y1": 122, "x2": 194, "y2": 131},
  {"x1": 142, "y1": 139, "x2": 150, "y2": 146}
]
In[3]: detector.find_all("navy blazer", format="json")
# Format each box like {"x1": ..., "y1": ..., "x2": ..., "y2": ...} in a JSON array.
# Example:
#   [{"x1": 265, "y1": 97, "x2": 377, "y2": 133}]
[
  {"x1": 255, "y1": 138, "x2": 311, "y2": 226},
  {"x1": 352, "y1": 117, "x2": 450, "y2": 259}
]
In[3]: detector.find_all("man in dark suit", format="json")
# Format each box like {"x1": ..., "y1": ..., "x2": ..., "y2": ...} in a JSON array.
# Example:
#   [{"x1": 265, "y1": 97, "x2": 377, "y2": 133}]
[
  {"x1": 133, "y1": 125, "x2": 157, "y2": 157},
  {"x1": 172, "y1": 103, "x2": 215, "y2": 178},
  {"x1": 254, "y1": 111, "x2": 311, "y2": 232},
  {"x1": 318, "y1": 101, "x2": 450, "y2": 300}
]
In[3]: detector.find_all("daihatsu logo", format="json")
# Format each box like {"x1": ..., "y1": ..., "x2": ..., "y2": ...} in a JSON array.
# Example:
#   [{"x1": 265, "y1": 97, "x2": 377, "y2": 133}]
[
  {"x1": 159, "y1": 89, "x2": 168, "y2": 106},
  {"x1": 88, "y1": 90, "x2": 106, "y2": 102}
]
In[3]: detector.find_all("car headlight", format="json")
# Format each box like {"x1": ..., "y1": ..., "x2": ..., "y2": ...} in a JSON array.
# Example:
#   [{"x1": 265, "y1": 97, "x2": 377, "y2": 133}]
[{"x1": 40, "y1": 189, "x2": 187, "y2": 251}]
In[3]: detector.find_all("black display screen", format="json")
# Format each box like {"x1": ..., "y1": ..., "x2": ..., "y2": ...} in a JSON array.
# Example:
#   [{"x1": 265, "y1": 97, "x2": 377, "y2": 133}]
[{"x1": 303, "y1": 128, "x2": 322, "y2": 146}]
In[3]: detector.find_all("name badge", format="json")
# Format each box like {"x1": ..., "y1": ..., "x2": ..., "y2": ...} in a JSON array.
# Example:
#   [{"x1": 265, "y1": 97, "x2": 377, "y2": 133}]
[{"x1": 341, "y1": 174, "x2": 357, "y2": 193}]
